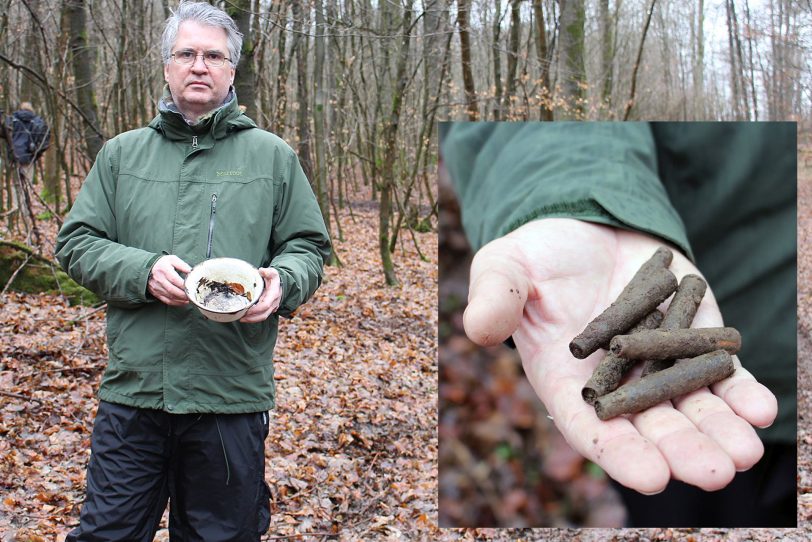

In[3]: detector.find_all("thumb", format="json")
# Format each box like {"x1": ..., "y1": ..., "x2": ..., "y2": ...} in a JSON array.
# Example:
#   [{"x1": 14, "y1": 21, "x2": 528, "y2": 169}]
[
  {"x1": 463, "y1": 244, "x2": 530, "y2": 347},
  {"x1": 166, "y1": 255, "x2": 192, "y2": 274}
]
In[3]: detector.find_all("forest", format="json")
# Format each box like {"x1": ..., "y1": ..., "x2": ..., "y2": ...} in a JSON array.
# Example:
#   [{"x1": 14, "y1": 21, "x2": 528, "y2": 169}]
[{"x1": 1, "y1": 0, "x2": 809, "y2": 283}]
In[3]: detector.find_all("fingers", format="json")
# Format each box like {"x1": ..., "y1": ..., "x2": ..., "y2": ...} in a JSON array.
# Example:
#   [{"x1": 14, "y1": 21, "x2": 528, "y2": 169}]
[
  {"x1": 148, "y1": 255, "x2": 192, "y2": 306},
  {"x1": 464, "y1": 242, "x2": 531, "y2": 346},
  {"x1": 631, "y1": 402, "x2": 735, "y2": 490},
  {"x1": 711, "y1": 361, "x2": 778, "y2": 429},
  {"x1": 672, "y1": 385, "x2": 765, "y2": 472},
  {"x1": 240, "y1": 267, "x2": 281, "y2": 323},
  {"x1": 528, "y1": 358, "x2": 670, "y2": 494}
]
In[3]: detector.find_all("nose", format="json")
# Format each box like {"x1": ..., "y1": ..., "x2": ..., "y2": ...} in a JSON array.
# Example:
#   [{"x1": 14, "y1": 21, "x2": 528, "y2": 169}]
[{"x1": 191, "y1": 54, "x2": 209, "y2": 72}]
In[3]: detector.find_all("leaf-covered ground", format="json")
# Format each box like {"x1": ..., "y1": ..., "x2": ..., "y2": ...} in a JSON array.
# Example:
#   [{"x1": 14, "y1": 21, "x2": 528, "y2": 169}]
[{"x1": 0, "y1": 202, "x2": 439, "y2": 540}]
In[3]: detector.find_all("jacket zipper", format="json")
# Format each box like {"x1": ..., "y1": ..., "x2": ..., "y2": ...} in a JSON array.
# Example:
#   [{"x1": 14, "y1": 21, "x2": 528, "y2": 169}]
[
  {"x1": 206, "y1": 193, "x2": 217, "y2": 259},
  {"x1": 192, "y1": 135, "x2": 198, "y2": 149}
]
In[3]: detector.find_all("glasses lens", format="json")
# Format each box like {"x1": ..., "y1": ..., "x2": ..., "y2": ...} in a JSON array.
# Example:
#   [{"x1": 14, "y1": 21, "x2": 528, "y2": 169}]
[
  {"x1": 173, "y1": 50, "x2": 195, "y2": 64},
  {"x1": 172, "y1": 50, "x2": 228, "y2": 67},
  {"x1": 204, "y1": 52, "x2": 225, "y2": 67}
]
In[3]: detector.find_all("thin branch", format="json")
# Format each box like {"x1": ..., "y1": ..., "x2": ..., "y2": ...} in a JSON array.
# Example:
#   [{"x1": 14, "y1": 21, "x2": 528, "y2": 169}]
[
  {"x1": 0, "y1": 52, "x2": 107, "y2": 141},
  {"x1": 1, "y1": 253, "x2": 32, "y2": 297},
  {"x1": 623, "y1": 0, "x2": 658, "y2": 121}
]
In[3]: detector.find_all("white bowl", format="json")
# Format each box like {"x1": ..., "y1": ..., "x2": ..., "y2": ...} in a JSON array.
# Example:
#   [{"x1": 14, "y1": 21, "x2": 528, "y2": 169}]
[{"x1": 184, "y1": 258, "x2": 264, "y2": 322}]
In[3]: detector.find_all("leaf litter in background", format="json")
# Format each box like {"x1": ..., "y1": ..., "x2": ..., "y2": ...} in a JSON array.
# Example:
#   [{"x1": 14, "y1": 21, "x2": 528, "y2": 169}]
[{"x1": 1, "y1": 201, "x2": 440, "y2": 541}]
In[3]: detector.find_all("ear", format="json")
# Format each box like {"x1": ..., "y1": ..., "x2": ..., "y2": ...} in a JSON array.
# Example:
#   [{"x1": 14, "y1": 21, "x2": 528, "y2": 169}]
[{"x1": 164, "y1": 63, "x2": 170, "y2": 82}]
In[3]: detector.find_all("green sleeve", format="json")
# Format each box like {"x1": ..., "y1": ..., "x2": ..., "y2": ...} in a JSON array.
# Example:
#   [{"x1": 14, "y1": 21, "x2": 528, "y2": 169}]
[
  {"x1": 440, "y1": 122, "x2": 694, "y2": 260},
  {"x1": 55, "y1": 139, "x2": 161, "y2": 307},
  {"x1": 269, "y1": 151, "x2": 331, "y2": 317}
]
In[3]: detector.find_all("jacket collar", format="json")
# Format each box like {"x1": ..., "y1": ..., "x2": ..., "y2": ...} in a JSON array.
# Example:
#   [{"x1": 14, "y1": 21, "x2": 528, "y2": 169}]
[{"x1": 148, "y1": 85, "x2": 256, "y2": 141}]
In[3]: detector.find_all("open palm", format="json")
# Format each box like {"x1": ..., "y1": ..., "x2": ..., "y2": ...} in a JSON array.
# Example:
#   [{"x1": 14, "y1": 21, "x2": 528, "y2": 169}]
[{"x1": 464, "y1": 218, "x2": 777, "y2": 494}]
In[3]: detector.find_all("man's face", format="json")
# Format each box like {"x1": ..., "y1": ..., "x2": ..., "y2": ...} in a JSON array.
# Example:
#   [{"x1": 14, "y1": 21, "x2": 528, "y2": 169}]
[{"x1": 164, "y1": 21, "x2": 235, "y2": 122}]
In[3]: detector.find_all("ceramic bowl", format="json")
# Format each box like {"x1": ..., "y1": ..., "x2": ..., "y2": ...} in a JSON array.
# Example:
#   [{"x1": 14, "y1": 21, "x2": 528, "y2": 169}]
[{"x1": 184, "y1": 258, "x2": 264, "y2": 322}]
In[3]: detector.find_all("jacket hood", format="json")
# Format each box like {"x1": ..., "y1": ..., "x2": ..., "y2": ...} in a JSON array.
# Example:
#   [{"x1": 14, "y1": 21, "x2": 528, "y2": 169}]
[
  {"x1": 148, "y1": 85, "x2": 256, "y2": 141},
  {"x1": 13, "y1": 110, "x2": 36, "y2": 122}
]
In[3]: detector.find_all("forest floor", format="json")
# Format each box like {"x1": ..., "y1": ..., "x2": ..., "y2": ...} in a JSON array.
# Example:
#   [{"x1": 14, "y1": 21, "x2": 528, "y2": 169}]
[{"x1": 0, "y1": 194, "x2": 439, "y2": 540}]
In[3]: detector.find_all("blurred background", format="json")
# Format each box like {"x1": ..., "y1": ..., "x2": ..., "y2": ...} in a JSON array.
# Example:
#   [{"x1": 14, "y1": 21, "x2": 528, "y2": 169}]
[{"x1": 437, "y1": 162, "x2": 627, "y2": 528}]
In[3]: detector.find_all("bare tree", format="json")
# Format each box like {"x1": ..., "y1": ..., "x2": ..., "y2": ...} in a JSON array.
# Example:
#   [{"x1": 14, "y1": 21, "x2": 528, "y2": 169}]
[
  {"x1": 457, "y1": 0, "x2": 478, "y2": 120},
  {"x1": 66, "y1": 0, "x2": 104, "y2": 161},
  {"x1": 229, "y1": 0, "x2": 257, "y2": 120},
  {"x1": 557, "y1": 0, "x2": 586, "y2": 119}
]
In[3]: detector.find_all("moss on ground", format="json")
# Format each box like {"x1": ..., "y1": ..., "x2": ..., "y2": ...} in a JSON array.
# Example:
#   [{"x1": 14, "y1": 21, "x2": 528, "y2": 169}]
[{"x1": 0, "y1": 242, "x2": 99, "y2": 306}]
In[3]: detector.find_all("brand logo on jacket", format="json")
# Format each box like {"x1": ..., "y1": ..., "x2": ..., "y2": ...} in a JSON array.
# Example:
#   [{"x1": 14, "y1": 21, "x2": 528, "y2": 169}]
[{"x1": 216, "y1": 169, "x2": 243, "y2": 177}]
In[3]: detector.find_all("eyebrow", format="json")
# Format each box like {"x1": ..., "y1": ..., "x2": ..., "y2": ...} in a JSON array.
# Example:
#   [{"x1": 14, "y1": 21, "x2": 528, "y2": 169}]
[{"x1": 176, "y1": 48, "x2": 226, "y2": 55}]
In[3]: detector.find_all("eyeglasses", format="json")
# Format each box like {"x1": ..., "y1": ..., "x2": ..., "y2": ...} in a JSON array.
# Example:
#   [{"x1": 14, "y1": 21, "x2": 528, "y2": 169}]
[{"x1": 170, "y1": 49, "x2": 232, "y2": 67}]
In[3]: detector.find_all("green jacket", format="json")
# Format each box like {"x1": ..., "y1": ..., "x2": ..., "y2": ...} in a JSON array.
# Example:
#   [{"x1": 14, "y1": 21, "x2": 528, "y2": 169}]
[
  {"x1": 56, "y1": 92, "x2": 330, "y2": 414},
  {"x1": 441, "y1": 122, "x2": 796, "y2": 443}
]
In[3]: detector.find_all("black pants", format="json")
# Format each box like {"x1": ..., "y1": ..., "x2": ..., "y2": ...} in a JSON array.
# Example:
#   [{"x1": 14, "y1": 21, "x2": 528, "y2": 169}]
[
  {"x1": 614, "y1": 442, "x2": 796, "y2": 527},
  {"x1": 67, "y1": 401, "x2": 271, "y2": 542}
]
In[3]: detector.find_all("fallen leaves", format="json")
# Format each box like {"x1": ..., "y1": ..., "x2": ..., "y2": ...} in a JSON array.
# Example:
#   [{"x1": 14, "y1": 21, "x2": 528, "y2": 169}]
[{"x1": 0, "y1": 202, "x2": 440, "y2": 540}]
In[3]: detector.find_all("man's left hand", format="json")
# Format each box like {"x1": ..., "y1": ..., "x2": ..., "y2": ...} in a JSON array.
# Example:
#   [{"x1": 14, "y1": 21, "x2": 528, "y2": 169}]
[{"x1": 240, "y1": 267, "x2": 282, "y2": 323}]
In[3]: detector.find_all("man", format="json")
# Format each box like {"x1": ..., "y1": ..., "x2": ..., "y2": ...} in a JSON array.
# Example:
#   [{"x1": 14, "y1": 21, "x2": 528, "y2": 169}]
[
  {"x1": 55, "y1": 2, "x2": 330, "y2": 540},
  {"x1": 440, "y1": 122, "x2": 795, "y2": 527},
  {"x1": 1, "y1": 101, "x2": 50, "y2": 182}
]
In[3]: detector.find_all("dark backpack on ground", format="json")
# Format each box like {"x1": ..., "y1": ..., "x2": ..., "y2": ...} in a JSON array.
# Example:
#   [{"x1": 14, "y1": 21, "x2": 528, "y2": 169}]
[{"x1": 9, "y1": 110, "x2": 50, "y2": 165}]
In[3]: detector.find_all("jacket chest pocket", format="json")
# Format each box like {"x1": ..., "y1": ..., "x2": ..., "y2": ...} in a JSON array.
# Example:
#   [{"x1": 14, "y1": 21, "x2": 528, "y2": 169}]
[{"x1": 200, "y1": 178, "x2": 276, "y2": 264}]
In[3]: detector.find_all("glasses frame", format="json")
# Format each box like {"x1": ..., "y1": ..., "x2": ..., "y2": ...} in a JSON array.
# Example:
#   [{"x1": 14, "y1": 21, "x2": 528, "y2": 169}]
[{"x1": 170, "y1": 49, "x2": 233, "y2": 68}]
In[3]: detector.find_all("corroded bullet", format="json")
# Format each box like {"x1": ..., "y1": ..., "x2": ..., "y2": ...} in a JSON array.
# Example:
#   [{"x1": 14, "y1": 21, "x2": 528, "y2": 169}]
[
  {"x1": 582, "y1": 309, "x2": 664, "y2": 405},
  {"x1": 637, "y1": 246, "x2": 674, "y2": 275},
  {"x1": 641, "y1": 274, "x2": 708, "y2": 377},
  {"x1": 594, "y1": 349, "x2": 735, "y2": 420},
  {"x1": 569, "y1": 248, "x2": 677, "y2": 359},
  {"x1": 610, "y1": 327, "x2": 741, "y2": 360}
]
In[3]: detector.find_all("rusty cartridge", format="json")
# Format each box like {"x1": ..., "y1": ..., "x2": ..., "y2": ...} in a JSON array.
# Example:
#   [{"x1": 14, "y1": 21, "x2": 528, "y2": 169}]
[
  {"x1": 593, "y1": 349, "x2": 735, "y2": 420},
  {"x1": 610, "y1": 327, "x2": 741, "y2": 360},
  {"x1": 582, "y1": 309, "x2": 664, "y2": 405},
  {"x1": 641, "y1": 274, "x2": 708, "y2": 376},
  {"x1": 569, "y1": 252, "x2": 677, "y2": 359},
  {"x1": 637, "y1": 246, "x2": 673, "y2": 275}
]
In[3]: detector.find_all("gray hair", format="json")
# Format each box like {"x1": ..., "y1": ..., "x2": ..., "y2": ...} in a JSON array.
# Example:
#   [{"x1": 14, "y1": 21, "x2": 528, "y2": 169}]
[{"x1": 161, "y1": 1, "x2": 243, "y2": 66}]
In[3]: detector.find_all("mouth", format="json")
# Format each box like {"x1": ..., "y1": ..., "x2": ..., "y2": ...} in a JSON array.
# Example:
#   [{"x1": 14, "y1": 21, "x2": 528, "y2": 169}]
[{"x1": 187, "y1": 81, "x2": 210, "y2": 88}]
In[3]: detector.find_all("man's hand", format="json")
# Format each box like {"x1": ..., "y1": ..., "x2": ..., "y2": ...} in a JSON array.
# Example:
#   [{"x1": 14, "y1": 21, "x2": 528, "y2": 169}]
[
  {"x1": 464, "y1": 218, "x2": 778, "y2": 494},
  {"x1": 240, "y1": 267, "x2": 282, "y2": 323},
  {"x1": 148, "y1": 255, "x2": 192, "y2": 306}
]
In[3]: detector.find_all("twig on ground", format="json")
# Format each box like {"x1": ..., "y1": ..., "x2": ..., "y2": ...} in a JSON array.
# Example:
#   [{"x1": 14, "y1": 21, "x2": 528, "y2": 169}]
[
  {"x1": 1, "y1": 253, "x2": 32, "y2": 297},
  {"x1": 0, "y1": 390, "x2": 43, "y2": 403}
]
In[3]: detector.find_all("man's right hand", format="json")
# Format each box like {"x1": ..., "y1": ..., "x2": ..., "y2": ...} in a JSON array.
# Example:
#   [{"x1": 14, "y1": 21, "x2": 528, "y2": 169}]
[
  {"x1": 148, "y1": 255, "x2": 192, "y2": 306},
  {"x1": 463, "y1": 218, "x2": 777, "y2": 495}
]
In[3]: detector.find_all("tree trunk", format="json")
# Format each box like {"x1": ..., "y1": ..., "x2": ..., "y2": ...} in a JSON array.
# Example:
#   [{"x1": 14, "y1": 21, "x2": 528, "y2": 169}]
[
  {"x1": 531, "y1": 0, "x2": 553, "y2": 120},
  {"x1": 457, "y1": 0, "x2": 478, "y2": 120},
  {"x1": 622, "y1": 0, "x2": 657, "y2": 121},
  {"x1": 744, "y1": 0, "x2": 759, "y2": 120},
  {"x1": 379, "y1": 1, "x2": 414, "y2": 287},
  {"x1": 693, "y1": 0, "x2": 705, "y2": 118},
  {"x1": 556, "y1": 0, "x2": 586, "y2": 119},
  {"x1": 730, "y1": 0, "x2": 750, "y2": 119},
  {"x1": 505, "y1": 0, "x2": 522, "y2": 117},
  {"x1": 65, "y1": 0, "x2": 104, "y2": 161},
  {"x1": 492, "y1": 0, "x2": 503, "y2": 120},
  {"x1": 272, "y1": 0, "x2": 290, "y2": 135},
  {"x1": 291, "y1": 0, "x2": 313, "y2": 182},
  {"x1": 599, "y1": 0, "x2": 613, "y2": 107},
  {"x1": 228, "y1": 0, "x2": 257, "y2": 121},
  {"x1": 312, "y1": 0, "x2": 335, "y2": 266},
  {"x1": 20, "y1": 0, "x2": 43, "y2": 106}
]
